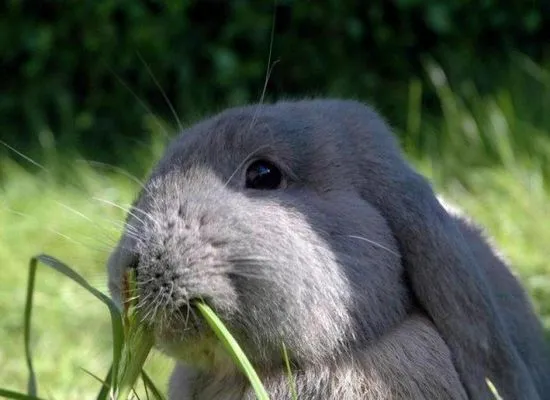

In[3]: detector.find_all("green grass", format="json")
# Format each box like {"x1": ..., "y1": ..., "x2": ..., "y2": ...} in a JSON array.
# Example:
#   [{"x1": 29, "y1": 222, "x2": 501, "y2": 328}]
[
  {"x1": 22, "y1": 254, "x2": 156, "y2": 400},
  {"x1": 1, "y1": 57, "x2": 549, "y2": 398},
  {"x1": 8, "y1": 250, "x2": 269, "y2": 399},
  {"x1": 0, "y1": 159, "x2": 175, "y2": 399},
  {"x1": 194, "y1": 302, "x2": 270, "y2": 400}
]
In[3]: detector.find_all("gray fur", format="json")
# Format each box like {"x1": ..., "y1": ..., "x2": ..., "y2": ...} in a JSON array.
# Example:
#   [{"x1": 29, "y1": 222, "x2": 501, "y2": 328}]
[
  {"x1": 168, "y1": 314, "x2": 468, "y2": 400},
  {"x1": 107, "y1": 99, "x2": 550, "y2": 399}
]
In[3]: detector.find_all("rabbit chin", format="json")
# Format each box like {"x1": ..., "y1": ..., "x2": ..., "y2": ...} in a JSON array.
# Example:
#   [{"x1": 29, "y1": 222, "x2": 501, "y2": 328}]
[
  {"x1": 155, "y1": 326, "x2": 238, "y2": 373},
  {"x1": 146, "y1": 303, "x2": 241, "y2": 372}
]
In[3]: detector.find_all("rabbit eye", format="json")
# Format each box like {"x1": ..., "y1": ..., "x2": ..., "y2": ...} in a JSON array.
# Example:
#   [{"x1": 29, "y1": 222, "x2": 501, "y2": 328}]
[{"x1": 245, "y1": 160, "x2": 283, "y2": 190}]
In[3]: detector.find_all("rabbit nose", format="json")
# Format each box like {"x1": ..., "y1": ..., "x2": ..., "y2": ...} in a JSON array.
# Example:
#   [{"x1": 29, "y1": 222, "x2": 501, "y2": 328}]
[{"x1": 137, "y1": 263, "x2": 192, "y2": 304}]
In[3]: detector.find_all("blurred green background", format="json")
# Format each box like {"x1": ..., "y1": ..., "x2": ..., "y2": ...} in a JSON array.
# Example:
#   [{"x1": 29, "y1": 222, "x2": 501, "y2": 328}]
[{"x1": 1, "y1": 1, "x2": 550, "y2": 399}]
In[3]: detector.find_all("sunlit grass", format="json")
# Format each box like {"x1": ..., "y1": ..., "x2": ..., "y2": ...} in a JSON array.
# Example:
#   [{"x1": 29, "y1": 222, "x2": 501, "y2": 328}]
[{"x1": 0, "y1": 158, "x2": 174, "y2": 399}]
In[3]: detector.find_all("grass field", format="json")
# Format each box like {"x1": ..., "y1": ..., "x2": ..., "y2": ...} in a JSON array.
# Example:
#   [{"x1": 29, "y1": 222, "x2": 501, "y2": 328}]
[{"x1": 1, "y1": 57, "x2": 549, "y2": 399}]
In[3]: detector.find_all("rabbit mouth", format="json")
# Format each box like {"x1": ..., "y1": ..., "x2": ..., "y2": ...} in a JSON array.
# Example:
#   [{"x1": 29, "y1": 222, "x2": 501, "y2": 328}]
[
  {"x1": 156, "y1": 325, "x2": 237, "y2": 372},
  {"x1": 150, "y1": 302, "x2": 241, "y2": 371},
  {"x1": 149, "y1": 302, "x2": 205, "y2": 341},
  {"x1": 143, "y1": 299, "x2": 206, "y2": 336},
  {"x1": 141, "y1": 296, "x2": 221, "y2": 342}
]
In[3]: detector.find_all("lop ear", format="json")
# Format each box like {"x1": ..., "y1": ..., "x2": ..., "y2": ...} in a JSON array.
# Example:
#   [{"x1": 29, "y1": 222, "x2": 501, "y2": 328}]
[{"x1": 330, "y1": 100, "x2": 540, "y2": 399}]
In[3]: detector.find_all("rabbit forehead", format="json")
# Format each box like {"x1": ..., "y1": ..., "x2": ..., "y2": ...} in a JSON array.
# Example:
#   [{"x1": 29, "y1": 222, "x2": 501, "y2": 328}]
[{"x1": 150, "y1": 100, "x2": 368, "y2": 190}]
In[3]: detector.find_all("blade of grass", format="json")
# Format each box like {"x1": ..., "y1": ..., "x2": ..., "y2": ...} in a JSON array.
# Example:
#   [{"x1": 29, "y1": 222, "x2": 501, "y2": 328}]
[
  {"x1": 0, "y1": 388, "x2": 46, "y2": 400},
  {"x1": 116, "y1": 324, "x2": 155, "y2": 400},
  {"x1": 79, "y1": 366, "x2": 114, "y2": 400},
  {"x1": 131, "y1": 387, "x2": 142, "y2": 400},
  {"x1": 194, "y1": 302, "x2": 270, "y2": 400},
  {"x1": 115, "y1": 268, "x2": 156, "y2": 400},
  {"x1": 281, "y1": 342, "x2": 298, "y2": 400},
  {"x1": 24, "y1": 258, "x2": 38, "y2": 396},
  {"x1": 28, "y1": 254, "x2": 125, "y2": 396},
  {"x1": 96, "y1": 366, "x2": 113, "y2": 400},
  {"x1": 80, "y1": 367, "x2": 110, "y2": 388},
  {"x1": 26, "y1": 255, "x2": 163, "y2": 400},
  {"x1": 486, "y1": 378, "x2": 504, "y2": 400},
  {"x1": 143, "y1": 372, "x2": 151, "y2": 400},
  {"x1": 141, "y1": 370, "x2": 167, "y2": 400}
]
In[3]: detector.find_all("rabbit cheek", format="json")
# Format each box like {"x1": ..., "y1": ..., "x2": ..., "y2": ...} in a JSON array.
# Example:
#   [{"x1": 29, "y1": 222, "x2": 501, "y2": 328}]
[
  {"x1": 219, "y1": 203, "x2": 357, "y2": 364},
  {"x1": 232, "y1": 193, "x2": 409, "y2": 364}
]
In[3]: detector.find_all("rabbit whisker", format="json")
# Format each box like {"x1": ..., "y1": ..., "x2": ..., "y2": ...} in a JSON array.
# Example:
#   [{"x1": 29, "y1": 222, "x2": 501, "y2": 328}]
[{"x1": 346, "y1": 235, "x2": 401, "y2": 257}]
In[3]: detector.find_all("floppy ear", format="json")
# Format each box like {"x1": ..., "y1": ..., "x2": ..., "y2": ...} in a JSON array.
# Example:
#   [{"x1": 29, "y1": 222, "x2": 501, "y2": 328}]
[{"x1": 328, "y1": 100, "x2": 540, "y2": 399}]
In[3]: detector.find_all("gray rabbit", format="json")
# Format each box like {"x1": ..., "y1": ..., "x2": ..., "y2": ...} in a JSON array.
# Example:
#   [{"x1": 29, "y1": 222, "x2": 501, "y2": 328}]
[{"x1": 107, "y1": 99, "x2": 550, "y2": 399}]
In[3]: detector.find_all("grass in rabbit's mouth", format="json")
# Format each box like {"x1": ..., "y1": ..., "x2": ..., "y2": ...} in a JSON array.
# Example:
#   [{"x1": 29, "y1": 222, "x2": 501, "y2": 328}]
[{"x1": 0, "y1": 254, "x2": 270, "y2": 400}]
